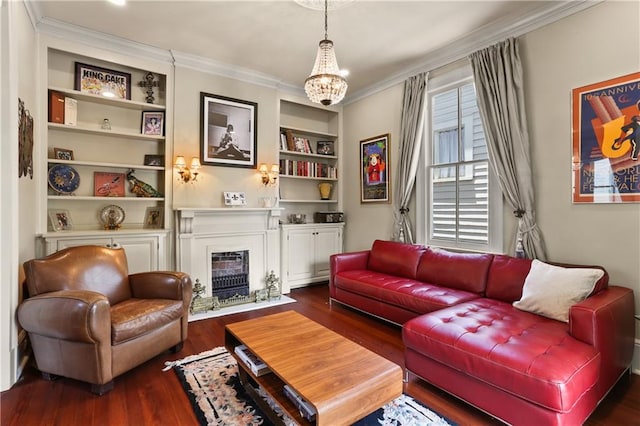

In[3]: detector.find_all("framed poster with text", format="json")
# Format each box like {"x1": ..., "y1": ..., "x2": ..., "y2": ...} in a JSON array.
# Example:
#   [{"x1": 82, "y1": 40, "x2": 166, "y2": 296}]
[{"x1": 572, "y1": 72, "x2": 640, "y2": 203}]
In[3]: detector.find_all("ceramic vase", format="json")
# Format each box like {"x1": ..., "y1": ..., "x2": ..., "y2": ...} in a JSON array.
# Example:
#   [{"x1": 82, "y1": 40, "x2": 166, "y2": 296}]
[{"x1": 318, "y1": 182, "x2": 333, "y2": 200}]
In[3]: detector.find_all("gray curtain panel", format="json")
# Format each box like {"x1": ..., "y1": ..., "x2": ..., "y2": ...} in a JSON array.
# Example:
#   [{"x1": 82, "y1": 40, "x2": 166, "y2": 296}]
[
  {"x1": 393, "y1": 72, "x2": 428, "y2": 243},
  {"x1": 469, "y1": 38, "x2": 547, "y2": 260}
]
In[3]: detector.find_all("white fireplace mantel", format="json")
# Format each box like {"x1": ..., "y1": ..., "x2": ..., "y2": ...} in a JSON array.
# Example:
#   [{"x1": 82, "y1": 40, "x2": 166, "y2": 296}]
[
  {"x1": 176, "y1": 208, "x2": 283, "y2": 235},
  {"x1": 175, "y1": 207, "x2": 287, "y2": 295}
]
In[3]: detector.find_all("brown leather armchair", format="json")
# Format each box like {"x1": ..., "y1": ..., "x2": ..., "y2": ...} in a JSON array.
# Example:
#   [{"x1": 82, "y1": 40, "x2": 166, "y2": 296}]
[{"x1": 17, "y1": 245, "x2": 192, "y2": 395}]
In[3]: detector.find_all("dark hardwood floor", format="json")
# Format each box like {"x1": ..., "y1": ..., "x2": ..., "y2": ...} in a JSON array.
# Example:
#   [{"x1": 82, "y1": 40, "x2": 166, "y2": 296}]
[{"x1": 2, "y1": 284, "x2": 639, "y2": 425}]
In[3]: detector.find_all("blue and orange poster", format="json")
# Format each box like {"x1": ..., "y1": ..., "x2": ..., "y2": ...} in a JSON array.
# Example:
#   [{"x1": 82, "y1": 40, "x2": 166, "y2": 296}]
[{"x1": 572, "y1": 72, "x2": 640, "y2": 203}]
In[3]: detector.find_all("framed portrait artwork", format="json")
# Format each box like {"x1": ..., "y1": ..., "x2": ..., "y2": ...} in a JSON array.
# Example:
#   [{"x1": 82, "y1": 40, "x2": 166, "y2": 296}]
[
  {"x1": 54, "y1": 148, "x2": 74, "y2": 161},
  {"x1": 48, "y1": 209, "x2": 73, "y2": 231},
  {"x1": 200, "y1": 92, "x2": 257, "y2": 168},
  {"x1": 360, "y1": 134, "x2": 391, "y2": 203},
  {"x1": 74, "y1": 62, "x2": 131, "y2": 100},
  {"x1": 141, "y1": 111, "x2": 164, "y2": 136},
  {"x1": 572, "y1": 72, "x2": 640, "y2": 203},
  {"x1": 143, "y1": 206, "x2": 164, "y2": 229}
]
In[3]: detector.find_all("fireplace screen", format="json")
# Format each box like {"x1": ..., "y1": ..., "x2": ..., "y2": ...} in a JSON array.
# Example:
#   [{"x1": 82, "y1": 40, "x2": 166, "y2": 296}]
[{"x1": 211, "y1": 250, "x2": 250, "y2": 300}]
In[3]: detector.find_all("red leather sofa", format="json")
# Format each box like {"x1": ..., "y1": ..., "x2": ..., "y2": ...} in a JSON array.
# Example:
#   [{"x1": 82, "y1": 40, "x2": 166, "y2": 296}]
[{"x1": 329, "y1": 240, "x2": 635, "y2": 425}]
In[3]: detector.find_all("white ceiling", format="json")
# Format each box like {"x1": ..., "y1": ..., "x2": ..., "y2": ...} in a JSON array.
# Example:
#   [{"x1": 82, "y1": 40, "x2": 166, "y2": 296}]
[{"x1": 28, "y1": 0, "x2": 596, "y2": 101}]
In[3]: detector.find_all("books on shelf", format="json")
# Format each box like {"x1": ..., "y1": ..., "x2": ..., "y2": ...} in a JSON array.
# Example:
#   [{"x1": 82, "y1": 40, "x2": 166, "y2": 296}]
[
  {"x1": 283, "y1": 384, "x2": 316, "y2": 422},
  {"x1": 234, "y1": 345, "x2": 270, "y2": 377},
  {"x1": 279, "y1": 159, "x2": 337, "y2": 179},
  {"x1": 280, "y1": 131, "x2": 317, "y2": 154},
  {"x1": 48, "y1": 90, "x2": 65, "y2": 124}
]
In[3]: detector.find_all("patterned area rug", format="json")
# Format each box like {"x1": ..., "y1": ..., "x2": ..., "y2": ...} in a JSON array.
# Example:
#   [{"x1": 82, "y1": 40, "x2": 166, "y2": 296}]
[{"x1": 164, "y1": 347, "x2": 455, "y2": 426}]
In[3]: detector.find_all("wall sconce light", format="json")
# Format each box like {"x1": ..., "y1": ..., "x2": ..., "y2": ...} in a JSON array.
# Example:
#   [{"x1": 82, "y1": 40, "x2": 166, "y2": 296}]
[
  {"x1": 175, "y1": 156, "x2": 201, "y2": 183},
  {"x1": 259, "y1": 163, "x2": 279, "y2": 186}
]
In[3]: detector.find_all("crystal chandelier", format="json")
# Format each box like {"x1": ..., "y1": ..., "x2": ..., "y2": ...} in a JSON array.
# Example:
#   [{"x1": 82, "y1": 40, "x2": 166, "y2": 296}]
[{"x1": 304, "y1": 0, "x2": 348, "y2": 106}]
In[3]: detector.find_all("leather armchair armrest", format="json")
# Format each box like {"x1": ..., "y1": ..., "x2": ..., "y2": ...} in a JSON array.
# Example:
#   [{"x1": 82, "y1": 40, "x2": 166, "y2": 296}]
[
  {"x1": 129, "y1": 271, "x2": 192, "y2": 303},
  {"x1": 17, "y1": 290, "x2": 111, "y2": 343},
  {"x1": 570, "y1": 286, "x2": 635, "y2": 390}
]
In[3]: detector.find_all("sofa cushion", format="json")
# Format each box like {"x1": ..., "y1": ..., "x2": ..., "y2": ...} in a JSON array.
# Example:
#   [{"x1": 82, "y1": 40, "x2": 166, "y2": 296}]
[
  {"x1": 550, "y1": 261, "x2": 609, "y2": 295},
  {"x1": 403, "y1": 298, "x2": 600, "y2": 412},
  {"x1": 486, "y1": 255, "x2": 532, "y2": 302},
  {"x1": 110, "y1": 298, "x2": 183, "y2": 344},
  {"x1": 334, "y1": 270, "x2": 479, "y2": 315},
  {"x1": 513, "y1": 260, "x2": 605, "y2": 322},
  {"x1": 367, "y1": 240, "x2": 425, "y2": 279},
  {"x1": 416, "y1": 248, "x2": 493, "y2": 294}
]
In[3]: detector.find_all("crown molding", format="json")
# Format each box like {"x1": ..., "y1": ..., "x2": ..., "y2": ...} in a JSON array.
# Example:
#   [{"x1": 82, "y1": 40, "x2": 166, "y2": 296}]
[
  {"x1": 170, "y1": 50, "x2": 304, "y2": 95},
  {"x1": 26, "y1": 0, "x2": 601, "y2": 105},
  {"x1": 22, "y1": 0, "x2": 41, "y2": 31},
  {"x1": 344, "y1": 0, "x2": 602, "y2": 105},
  {"x1": 35, "y1": 17, "x2": 174, "y2": 64}
]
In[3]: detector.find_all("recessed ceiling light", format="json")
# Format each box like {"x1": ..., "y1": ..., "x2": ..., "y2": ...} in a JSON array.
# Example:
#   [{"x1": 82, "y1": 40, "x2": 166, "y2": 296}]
[{"x1": 108, "y1": 0, "x2": 126, "y2": 6}]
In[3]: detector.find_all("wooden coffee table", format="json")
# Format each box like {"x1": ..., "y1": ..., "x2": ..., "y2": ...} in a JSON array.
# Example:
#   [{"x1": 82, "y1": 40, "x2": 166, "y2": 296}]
[{"x1": 225, "y1": 310, "x2": 402, "y2": 425}]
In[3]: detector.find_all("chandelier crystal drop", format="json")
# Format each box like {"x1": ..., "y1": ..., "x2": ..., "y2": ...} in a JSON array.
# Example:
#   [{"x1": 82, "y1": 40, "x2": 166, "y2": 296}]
[{"x1": 304, "y1": 0, "x2": 347, "y2": 106}]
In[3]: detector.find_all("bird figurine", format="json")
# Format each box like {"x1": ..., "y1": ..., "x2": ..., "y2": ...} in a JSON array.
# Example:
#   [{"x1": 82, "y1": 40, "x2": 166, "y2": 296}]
[{"x1": 126, "y1": 169, "x2": 162, "y2": 197}]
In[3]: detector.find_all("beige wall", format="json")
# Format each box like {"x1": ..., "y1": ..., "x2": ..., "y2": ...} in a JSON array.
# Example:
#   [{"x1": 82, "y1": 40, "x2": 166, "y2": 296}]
[
  {"x1": 172, "y1": 66, "x2": 280, "y2": 208},
  {"x1": 1, "y1": 0, "x2": 38, "y2": 391},
  {"x1": 17, "y1": 1, "x2": 38, "y2": 287},
  {"x1": 342, "y1": 84, "x2": 403, "y2": 251},
  {"x1": 342, "y1": 1, "x2": 639, "y2": 344},
  {"x1": 520, "y1": 0, "x2": 639, "y2": 318}
]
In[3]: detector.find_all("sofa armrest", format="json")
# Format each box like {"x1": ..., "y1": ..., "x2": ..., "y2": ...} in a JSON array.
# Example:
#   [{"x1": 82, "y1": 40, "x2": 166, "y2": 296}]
[
  {"x1": 329, "y1": 250, "x2": 370, "y2": 298},
  {"x1": 569, "y1": 286, "x2": 635, "y2": 393},
  {"x1": 129, "y1": 271, "x2": 192, "y2": 302},
  {"x1": 17, "y1": 290, "x2": 111, "y2": 343},
  {"x1": 331, "y1": 250, "x2": 370, "y2": 273}
]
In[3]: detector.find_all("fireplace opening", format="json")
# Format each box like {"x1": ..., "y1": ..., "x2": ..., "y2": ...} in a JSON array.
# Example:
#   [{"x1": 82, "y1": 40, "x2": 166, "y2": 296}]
[{"x1": 211, "y1": 250, "x2": 250, "y2": 300}]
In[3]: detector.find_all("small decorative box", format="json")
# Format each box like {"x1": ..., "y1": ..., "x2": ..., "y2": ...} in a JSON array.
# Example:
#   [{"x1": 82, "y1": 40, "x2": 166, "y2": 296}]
[{"x1": 314, "y1": 211, "x2": 344, "y2": 223}]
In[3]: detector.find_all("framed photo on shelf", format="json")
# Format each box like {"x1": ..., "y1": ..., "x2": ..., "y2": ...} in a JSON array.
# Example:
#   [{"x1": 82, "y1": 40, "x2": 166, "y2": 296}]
[
  {"x1": 143, "y1": 206, "x2": 164, "y2": 229},
  {"x1": 360, "y1": 134, "x2": 391, "y2": 204},
  {"x1": 48, "y1": 209, "x2": 73, "y2": 231},
  {"x1": 144, "y1": 154, "x2": 164, "y2": 166},
  {"x1": 54, "y1": 147, "x2": 74, "y2": 161},
  {"x1": 317, "y1": 140, "x2": 335, "y2": 156},
  {"x1": 74, "y1": 62, "x2": 131, "y2": 100},
  {"x1": 94, "y1": 172, "x2": 126, "y2": 197},
  {"x1": 200, "y1": 92, "x2": 257, "y2": 168},
  {"x1": 141, "y1": 111, "x2": 164, "y2": 136}
]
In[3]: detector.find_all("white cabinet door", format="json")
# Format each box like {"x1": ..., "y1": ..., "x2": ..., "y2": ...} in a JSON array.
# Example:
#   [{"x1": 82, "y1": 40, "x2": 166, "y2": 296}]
[
  {"x1": 281, "y1": 224, "x2": 344, "y2": 290},
  {"x1": 115, "y1": 236, "x2": 158, "y2": 274},
  {"x1": 55, "y1": 237, "x2": 113, "y2": 250},
  {"x1": 285, "y1": 228, "x2": 315, "y2": 284},
  {"x1": 313, "y1": 227, "x2": 342, "y2": 277},
  {"x1": 43, "y1": 233, "x2": 165, "y2": 274}
]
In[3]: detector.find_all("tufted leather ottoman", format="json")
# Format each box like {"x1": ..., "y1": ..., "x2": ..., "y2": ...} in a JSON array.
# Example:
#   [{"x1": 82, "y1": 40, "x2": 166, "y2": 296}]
[{"x1": 403, "y1": 298, "x2": 600, "y2": 414}]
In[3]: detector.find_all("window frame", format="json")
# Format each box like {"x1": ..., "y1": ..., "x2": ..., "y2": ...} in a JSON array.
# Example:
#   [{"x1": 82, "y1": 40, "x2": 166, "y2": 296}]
[{"x1": 416, "y1": 70, "x2": 503, "y2": 253}]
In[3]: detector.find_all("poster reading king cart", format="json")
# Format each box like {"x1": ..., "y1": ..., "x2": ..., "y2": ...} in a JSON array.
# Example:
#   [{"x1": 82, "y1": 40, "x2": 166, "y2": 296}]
[{"x1": 572, "y1": 72, "x2": 640, "y2": 203}]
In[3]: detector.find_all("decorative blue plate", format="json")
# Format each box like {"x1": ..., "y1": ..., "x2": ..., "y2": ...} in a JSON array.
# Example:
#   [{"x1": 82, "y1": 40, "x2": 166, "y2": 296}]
[{"x1": 48, "y1": 164, "x2": 80, "y2": 194}]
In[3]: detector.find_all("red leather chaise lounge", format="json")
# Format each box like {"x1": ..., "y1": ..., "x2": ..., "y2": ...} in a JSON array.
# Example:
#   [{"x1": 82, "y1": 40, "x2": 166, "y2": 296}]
[{"x1": 329, "y1": 240, "x2": 635, "y2": 425}]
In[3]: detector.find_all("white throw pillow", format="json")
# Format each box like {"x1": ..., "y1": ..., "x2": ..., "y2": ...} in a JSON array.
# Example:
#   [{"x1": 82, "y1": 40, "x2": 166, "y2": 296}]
[{"x1": 513, "y1": 259, "x2": 604, "y2": 322}]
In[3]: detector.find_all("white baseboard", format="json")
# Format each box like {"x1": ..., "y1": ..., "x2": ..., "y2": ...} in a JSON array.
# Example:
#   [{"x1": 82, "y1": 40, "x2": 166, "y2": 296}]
[
  {"x1": 15, "y1": 330, "x2": 30, "y2": 381},
  {"x1": 632, "y1": 338, "x2": 640, "y2": 375}
]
